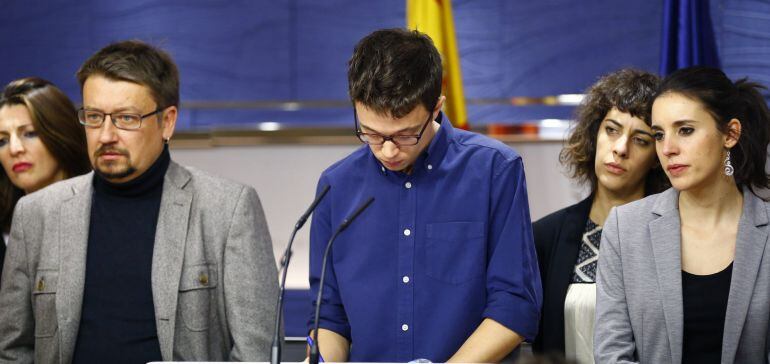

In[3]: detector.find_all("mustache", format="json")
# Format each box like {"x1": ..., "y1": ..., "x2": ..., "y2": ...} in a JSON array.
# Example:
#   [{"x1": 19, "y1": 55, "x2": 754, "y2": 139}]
[{"x1": 95, "y1": 146, "x2": 130, "y2": 157}]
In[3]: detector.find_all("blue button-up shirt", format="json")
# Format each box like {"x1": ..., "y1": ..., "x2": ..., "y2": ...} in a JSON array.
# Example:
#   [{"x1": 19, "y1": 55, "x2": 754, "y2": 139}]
[{"x1": 308, "y1": 115, "x2": 542, "y2": 362}]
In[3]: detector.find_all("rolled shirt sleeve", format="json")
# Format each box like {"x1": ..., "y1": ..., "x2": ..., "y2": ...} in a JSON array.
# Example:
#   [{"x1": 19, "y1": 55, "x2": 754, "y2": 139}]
[
  {"x1": 308, "y1": 175, "x2": 352, "y2": 340},
  {"x1": 482, "y1": 157, "x2": 542, "y2": 342}
]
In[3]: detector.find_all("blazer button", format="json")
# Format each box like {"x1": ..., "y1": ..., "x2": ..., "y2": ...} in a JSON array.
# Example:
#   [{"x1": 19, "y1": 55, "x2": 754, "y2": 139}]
[
  {"x1": 198, "y1": 273, "x2": 209, "y2": 286},
  {"x1": 36, "y1": 279, "x2": 45, "y2": 291}
]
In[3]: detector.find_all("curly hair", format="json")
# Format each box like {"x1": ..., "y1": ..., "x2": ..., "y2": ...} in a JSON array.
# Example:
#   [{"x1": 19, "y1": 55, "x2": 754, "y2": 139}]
[{"x1": 560, "y1": 68, "x2": 668, "y2": 194}]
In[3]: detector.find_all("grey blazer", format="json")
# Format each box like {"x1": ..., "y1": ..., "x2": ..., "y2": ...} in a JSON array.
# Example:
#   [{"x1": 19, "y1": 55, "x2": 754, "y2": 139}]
[
  {"x1": 594, "y1": 187, "x2": 770, "y2": 363},
  {"x1": 0, "y1": 161, "x2": 279, "y2": 363}
]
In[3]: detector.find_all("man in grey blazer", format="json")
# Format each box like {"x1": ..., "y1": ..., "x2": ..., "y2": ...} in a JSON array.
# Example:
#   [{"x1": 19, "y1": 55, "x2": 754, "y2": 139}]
[{"x1": 0, "y1": 40, "x2": 279, "y2": 363}]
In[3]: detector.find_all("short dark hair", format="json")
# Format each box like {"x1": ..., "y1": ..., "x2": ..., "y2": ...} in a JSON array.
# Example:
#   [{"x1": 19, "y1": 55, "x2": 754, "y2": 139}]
[
  {"x1": 77, "y1": 40, "x2": 179, "y2": 108},
  {"x1": 655, "y1": 66, "x2": 770, "y2": 193},
  {"x1": 0, "y1": 77, "x2": 91, "y2": 231},
  {"x1": 348, "y1": 28, "x2": 442, "y2": 118},
  {"x1": 561, "y1": 68, "x2": 668, "y2": 194}
]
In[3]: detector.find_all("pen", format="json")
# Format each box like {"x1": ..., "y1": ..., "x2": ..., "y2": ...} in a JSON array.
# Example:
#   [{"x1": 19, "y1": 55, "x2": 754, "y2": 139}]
[{"x1": 307, "y1": 335, "x2": 325, "y2": 363}]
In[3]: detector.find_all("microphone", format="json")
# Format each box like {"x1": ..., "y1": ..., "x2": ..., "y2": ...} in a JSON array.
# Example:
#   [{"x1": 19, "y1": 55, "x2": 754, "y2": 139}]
[
  {"x1": 310, "y1": 196, "x2": 375, "y2": 364},
  {"x1": 271, "y1": 184, "x2": 331, "y2": 364}
]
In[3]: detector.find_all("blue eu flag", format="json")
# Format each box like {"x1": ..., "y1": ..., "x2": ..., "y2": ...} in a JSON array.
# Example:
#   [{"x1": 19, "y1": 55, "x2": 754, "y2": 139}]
[{"x1": 660, "y1": 0, "x2": 721, "y2": 75}]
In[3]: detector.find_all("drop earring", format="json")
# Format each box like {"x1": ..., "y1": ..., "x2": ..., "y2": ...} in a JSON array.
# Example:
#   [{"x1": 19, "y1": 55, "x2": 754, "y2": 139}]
[{"x1": 724, "y1": 151, "x2": 734, "y2": 176}]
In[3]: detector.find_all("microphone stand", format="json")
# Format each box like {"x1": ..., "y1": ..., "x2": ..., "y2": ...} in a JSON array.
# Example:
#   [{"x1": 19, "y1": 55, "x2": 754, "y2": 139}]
[
  {"x1": 310, "y1": 197, "x2": 375, "y2": 364},
  {"x1": 271, "y1": 185, "x2": 330, "y2": 364}
]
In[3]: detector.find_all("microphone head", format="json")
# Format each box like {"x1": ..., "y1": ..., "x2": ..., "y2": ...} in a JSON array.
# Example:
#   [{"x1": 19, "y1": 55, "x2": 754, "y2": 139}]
[
  {"x1": 296, "y1": 184, "x2": 331, "y2": 229},
  {"x1": 338, "y1": 196, "x2": 375, "y2": 232}
]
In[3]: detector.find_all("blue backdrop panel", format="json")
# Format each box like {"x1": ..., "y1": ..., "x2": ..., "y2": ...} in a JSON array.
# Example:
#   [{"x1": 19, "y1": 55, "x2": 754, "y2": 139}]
[
  {"x1": 712, "y1": 0, "x2": 770, "y2": 97},
  {"x1": 1, "y1": 1, "x2": 665, "y2": 129},
  {"x1": 482, "y1": 1, "x2": 660, "y2": 96},
  {"x1": 0, "y1": 1, "x2": 91, "y2": 97},
  {"x1": 453, "y1": 1, "x2": 662, "y2": 123},
  {"x1": 83, "y1": 0, "x2": 294, "y2": 105},
  {"x1": 294, "y1": 0, "x2": 405, "y2": 101}
]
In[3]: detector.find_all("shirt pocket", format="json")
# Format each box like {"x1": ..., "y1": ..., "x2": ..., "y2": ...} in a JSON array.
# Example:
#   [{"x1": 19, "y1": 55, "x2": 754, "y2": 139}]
[
  {"x1": 32, "y1": 269, "x2": 59, "y2": 338},
  {"x1": 178, "y1": 263, "x2": 218, "y2": 332},
  {"x1": 425, "y1": 221, "x2": 486, "y2": 284}
]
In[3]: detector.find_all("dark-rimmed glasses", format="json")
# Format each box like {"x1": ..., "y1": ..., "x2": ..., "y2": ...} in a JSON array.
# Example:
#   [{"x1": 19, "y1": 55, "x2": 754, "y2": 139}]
[
  {"x1": 355, "y1": 107, "x2": 434, "y2": 146},
  {"x1": 78, "y1": 108, "x2": 163, "y2": 130}
]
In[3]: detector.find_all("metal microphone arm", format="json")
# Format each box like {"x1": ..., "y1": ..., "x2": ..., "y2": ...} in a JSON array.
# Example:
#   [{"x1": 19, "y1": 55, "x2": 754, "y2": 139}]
[
  {"x1": 310, "y1": 196, "x2": 374, "y2": 364},
  {"x1": 271, "y1": 185, "x2": 330, "y2": 364}
]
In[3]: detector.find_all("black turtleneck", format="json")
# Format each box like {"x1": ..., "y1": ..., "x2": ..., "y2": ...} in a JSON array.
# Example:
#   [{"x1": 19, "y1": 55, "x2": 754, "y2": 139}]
[{"x1": 73, "y1": 146, "x2": 170, "y2": 364}]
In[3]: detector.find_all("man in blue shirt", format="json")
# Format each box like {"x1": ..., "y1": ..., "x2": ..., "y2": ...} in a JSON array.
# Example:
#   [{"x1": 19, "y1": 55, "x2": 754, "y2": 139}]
[{"x1": 309, "y1": 28, "x2": 542, "y2": 362}]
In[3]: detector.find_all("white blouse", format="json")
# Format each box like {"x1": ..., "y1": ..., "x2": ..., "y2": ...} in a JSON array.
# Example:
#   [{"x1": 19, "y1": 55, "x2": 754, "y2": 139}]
[{"x1": 564, "y1": 283, "x2": 597, "y2": 364}]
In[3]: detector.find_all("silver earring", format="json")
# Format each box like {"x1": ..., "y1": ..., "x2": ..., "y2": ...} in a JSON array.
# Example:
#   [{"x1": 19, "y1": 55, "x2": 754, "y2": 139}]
[{"x1": 724, "y1": 151, "x2": 734, "y2": 176}]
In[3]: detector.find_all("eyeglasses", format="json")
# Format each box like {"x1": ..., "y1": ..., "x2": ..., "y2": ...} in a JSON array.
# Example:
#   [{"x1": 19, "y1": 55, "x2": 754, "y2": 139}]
[
  {"x1": 354, "y1": 107, "x2": 435, "y2": 146},
  {"x1": 77, "y1": 108, "x2": 163, "y2": 130}
]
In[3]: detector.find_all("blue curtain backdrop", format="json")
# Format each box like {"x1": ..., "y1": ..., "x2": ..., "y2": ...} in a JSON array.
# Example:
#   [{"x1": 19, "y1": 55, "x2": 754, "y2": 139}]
[
  {"x1": 0, "y1": 1, "x2": 661, "y2": 130},
  {"x1": 660, "y1": 0, "x2": 721, "y2": 75},
  {"x1": 710, "y1": 0, "x2": 770, "y2": 99},
  {"x1": 5, "y1": 1, "x2": 767, "y2": 129}
]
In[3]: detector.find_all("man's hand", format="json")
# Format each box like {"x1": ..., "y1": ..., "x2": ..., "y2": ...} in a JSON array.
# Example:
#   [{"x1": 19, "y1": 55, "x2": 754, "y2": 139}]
[
  {"x1": 448, "y1": 318, "x2": 523, "y2": 363},
  {"x1": 307, "y1": 328, "x2": 350, "y2": 362}
]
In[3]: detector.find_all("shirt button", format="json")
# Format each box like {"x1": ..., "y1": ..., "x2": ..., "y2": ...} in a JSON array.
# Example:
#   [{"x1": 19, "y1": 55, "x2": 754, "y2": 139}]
[
  {"x1": 405, "y1": 181, "x2": 412, "y2": 189},
  {"x1": 402, "y1": 324, "x2": 409, "y2": 331},
  {"x1": 403, "y1": 229, "x2": 411, "y2": 236},
  {"x1": 427, "y1": 164, "x2": 433, "y2": 170},
  {"x1": 381, "y1": 166, "x2": 385, "y2": 172},
  {"x1": 402, "y1": 276, "x2": 410, "y2": 283}
]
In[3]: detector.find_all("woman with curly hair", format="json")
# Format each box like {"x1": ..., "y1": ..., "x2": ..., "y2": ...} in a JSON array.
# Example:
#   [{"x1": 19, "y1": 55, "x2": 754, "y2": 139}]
[
  {"x1": 532, "y1": 69, "x2": 668, "y2": 363},
  {"x1": 0, "y1": 77, "x2": 91, "y2": 282}
]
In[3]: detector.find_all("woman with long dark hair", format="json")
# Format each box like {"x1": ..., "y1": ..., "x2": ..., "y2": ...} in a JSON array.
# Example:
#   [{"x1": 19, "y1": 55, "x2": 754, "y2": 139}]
[
  {"x1": 595, "y1": 66, "x2": 770, "y2": 363},
  {"x1": 0, "y1": 77, "x2": 90, "y2": 281}
]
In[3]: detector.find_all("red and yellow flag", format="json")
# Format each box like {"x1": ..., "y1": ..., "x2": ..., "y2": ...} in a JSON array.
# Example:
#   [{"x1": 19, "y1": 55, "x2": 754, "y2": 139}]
[{"x1": 407, "y1": 0, "x2": 469, "y2": 129}]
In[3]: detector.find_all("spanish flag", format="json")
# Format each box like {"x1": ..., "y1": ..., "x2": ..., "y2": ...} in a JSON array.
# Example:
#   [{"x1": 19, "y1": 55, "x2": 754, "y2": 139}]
[{"x1": 407, "y1": 0, "x2": 469, "y2": 129}]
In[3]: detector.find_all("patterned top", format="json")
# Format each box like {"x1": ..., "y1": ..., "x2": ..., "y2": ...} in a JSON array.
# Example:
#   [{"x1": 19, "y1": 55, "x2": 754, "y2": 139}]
[{"x1": 571, "y1": 219, "x2": 602, "y2": 283}]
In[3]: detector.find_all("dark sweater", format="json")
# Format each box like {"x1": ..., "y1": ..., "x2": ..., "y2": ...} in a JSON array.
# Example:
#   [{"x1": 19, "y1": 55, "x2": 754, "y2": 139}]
[{"x1": 72, "y1": 147, "x2": 170, "y2": 364}]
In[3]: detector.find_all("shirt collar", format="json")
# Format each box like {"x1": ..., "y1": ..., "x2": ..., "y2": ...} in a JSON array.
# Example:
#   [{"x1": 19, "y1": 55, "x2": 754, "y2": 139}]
[
  {"x1": 422, "y1": 112, "x2": 453, "y2": 169},
  {"x1": 373, "y1": 112, "x2": 454, "y2": 177}
]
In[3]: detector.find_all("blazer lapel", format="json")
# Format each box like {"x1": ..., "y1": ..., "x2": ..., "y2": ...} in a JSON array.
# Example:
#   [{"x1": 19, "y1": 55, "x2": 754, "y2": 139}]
[
  {"x1": 56, "y1": 174, "x2": 94, "y2": 363},
  {"x1": 721, "y1": 189, "x2": 769, "y2": 363},
  {"x1": 151, "y1": 162, "x2": 192, "y2": 360},
  {"x1": 648, "y1": 188, "x2": 683, "y2": 364}
]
